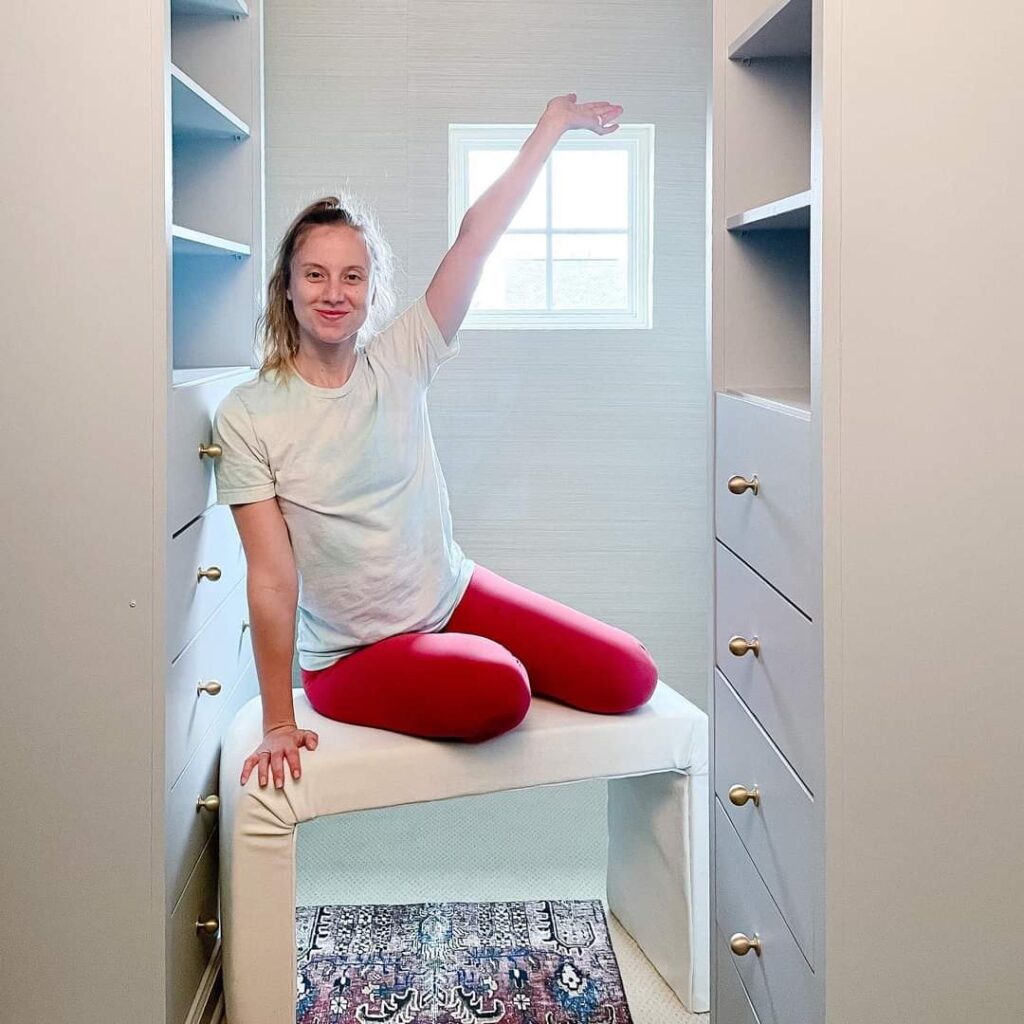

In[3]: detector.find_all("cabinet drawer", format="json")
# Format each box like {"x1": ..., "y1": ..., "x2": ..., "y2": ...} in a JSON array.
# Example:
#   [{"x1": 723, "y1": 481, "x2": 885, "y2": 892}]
[
  {"x1": 168, "y1": 503, "x2": 246, "y2": 662},
  {"x1": 715, "y1": 541, "x2": 822, "y2": 792},
  {"x1": 167, "y1": 828, "x2": 220, "y2": 1024},
  {"x1": 715, "y1": 801, "x2": 819, "y2": 1024},
  {"x1": 715, "y1": 392, "x2": 814, "y2": 617},
  {"x1": 167, "y1": 655, "x2": 258, "y2": 913},
  {"x1": 169, "y1": 369, "x2": 254, "y2": 536},
  {"x1": 716, "y1": 928, "x2": 762, "y2": 1024},
  {"x1": 715, "y1": 670, "x2": 816, "y2": 966},
  {"x1": 167, "y1": 578, "x2": 252, "y2": 787}
]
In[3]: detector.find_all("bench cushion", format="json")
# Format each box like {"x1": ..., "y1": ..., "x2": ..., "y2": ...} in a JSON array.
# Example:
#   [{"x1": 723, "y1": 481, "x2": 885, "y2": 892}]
[{"x1": 221, "y1": 681, "x2": 707, "y2": 823}]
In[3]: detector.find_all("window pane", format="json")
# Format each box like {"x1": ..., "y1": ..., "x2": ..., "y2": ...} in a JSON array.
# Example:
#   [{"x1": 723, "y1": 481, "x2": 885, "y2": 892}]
[
  {"x1": 468, "y1": 149, "x2": 546, "y2": 230},
  {"x1": 471, "y1": 233, "x2": 547, "y2": 311},
  {"x1": 552, "y1": 150, "x2": 629, "y2": 230},
  {"x1": 552, "y1": 234, "x2": 628, "y2": 310}
]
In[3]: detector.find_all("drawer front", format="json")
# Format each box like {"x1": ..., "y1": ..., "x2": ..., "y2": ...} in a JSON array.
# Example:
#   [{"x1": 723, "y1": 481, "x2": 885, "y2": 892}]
[
  {"x1": 715, "y1": 801, "x2": 820, "y2": 1024},
  {"x1": 167, "y1": 828, "x2": 220, "y2": 1024},
  {"x1": 167, "y1": 578, "x2": 252, "y2": 786},
  {"x1": 715, "y1": 541, "x2": 822, "y2": 792},
  {"x1": 716, "y1": 928, "x2": 762, "y2": 1024},
  {"x1": 168, "y1": 502, "x2": 246, "y2": 662},
  {"x1": 167, "y1": 655, "x2": 258, "y2": 912},
  {"x1": 715, "y1": 392, "x2": 814, "y2": 617},
  {"x1": 715, "y1": 670, "x2": 816, "y2": 966},
  {"x1": 169, "y1": 370, "x2": 253, "y2": 536}
]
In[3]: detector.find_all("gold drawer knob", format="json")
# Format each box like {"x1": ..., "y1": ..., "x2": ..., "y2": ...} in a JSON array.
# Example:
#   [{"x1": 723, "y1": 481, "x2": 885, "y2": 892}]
[
  {"x1": 730, "y1": 932, "x2": 762, "y2": 957},
  {"x1": 196, "y1": 794, "x2": 220, "y2": 813},
  {"x1": 728, "y1": 635, "x2": 760, "y2": 657},
  {"x1": 727, "y1": 474, "x2": 759, "y2": 495},
  {"x1": 198, "y1": 442, "x2": 222, "y2": 459},
  {"x1": 729, "y1": 784, "x2": 761, "y2": 807},
  {"x1": 197, "y1": 680, "x2": 222, "y2": 696},
  {"x1": 196, "y1": 917, "x2": 220, "y2": 936},
  {"x1": 197, "y1": 565, "x2": 222, "y2": 583}
]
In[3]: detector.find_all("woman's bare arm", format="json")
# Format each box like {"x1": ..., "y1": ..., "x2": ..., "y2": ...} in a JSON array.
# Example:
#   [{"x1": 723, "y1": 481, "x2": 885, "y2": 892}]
[
  {"x1": 231, "y1": 497, "x2": 300, "y2": 732},
  {"x1": 230, "y1": 497, "x2": 318, "y2": 788}
]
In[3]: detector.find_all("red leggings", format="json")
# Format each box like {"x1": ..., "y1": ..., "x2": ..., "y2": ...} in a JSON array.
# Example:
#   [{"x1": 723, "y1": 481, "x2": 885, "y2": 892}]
[{"x1": 300, "y1": 565, "x2": 659, "y2": 743}]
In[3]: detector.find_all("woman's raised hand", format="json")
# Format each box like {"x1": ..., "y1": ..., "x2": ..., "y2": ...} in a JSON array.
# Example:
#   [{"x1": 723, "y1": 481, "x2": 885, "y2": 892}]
[
  {"x1": 240, "y1": 723, "x2": 319, "y2": 788},
  {"x1": 543, "y1": 94, "x2": 623, "y2": 135}
]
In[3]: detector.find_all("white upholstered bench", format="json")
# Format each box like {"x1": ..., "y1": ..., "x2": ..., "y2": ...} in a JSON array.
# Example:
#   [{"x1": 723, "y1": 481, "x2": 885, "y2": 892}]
[{"x1": 219, "y1": 680, "x2": 710, "y2": 1023}]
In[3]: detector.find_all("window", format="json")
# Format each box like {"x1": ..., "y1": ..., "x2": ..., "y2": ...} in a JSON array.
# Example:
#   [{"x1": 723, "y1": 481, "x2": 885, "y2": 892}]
[{"x1": 448, "y1": 123, "x2": 654, "y2": 330}]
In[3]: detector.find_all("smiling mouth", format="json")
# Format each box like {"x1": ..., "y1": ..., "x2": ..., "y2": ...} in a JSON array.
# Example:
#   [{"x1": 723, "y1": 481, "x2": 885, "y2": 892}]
[{"x1": 317, "y1": 311, "x2": 349, "y2": 319}]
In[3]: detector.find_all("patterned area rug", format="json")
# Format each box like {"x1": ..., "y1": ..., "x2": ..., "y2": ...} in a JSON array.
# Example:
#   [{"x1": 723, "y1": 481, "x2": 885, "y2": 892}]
[{"x1": 295, "y1": 899, "x2": 634, "y2": 1023}]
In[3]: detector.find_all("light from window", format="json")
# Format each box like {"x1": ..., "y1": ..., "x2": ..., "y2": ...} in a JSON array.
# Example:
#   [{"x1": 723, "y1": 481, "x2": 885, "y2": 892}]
[{"x1": 449, "y1": 124, "x2": 654, "y2": 329}]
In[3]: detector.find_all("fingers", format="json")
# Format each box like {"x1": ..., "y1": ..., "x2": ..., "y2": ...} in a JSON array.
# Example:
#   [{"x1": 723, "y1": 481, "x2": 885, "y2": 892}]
[
  {"x1": 239, "y1": 733, "x2": 320, "y2": 788},
  {"x1": 271, "y1": 750, "x2": 287, "y2": 789}
]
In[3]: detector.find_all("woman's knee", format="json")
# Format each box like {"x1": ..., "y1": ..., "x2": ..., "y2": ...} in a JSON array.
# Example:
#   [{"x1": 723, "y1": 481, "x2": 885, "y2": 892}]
[
  {"x1": 599, "y1": 637, "x2": 659, "y2": 714},
  {"x1": 462, "y1": 656, "x2": 531, "y2": 743}
]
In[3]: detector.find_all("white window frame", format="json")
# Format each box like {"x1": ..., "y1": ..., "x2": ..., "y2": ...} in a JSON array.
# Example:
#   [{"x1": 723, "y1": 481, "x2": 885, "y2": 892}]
[{"x1": 448, "y1": 123, "x2": 654, "y2": 330}]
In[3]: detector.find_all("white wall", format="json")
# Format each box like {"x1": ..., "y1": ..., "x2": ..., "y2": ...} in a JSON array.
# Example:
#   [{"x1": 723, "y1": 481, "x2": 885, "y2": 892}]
[{"x1": 266, "y1": 0, "x2": 709, "y2": 707}]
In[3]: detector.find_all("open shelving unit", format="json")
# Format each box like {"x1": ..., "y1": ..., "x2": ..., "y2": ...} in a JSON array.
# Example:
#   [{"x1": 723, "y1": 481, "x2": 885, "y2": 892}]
[
  {"x1": 714, "y1": 0, "x2": 814, "y2": 415},
  {"x1": 169, "y1": 0, "x2": 263, "y2": 379}
]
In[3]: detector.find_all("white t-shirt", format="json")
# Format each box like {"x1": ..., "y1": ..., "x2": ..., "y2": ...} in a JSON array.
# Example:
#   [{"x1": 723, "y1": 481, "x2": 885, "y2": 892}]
[{"x1": 212, "y1": 294, "x2": 475, "y2": 671}]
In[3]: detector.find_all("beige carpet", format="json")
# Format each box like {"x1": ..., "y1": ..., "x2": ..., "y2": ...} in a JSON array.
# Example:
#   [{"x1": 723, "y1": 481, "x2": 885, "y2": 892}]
[{"x1": 296, "y1": 777, "x2": 707, "y2": 1024}]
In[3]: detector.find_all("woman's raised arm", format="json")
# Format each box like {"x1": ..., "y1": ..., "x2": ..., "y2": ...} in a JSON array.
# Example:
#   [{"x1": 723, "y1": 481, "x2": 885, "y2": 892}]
[{"x1": 425, "y1": 93, "x2": 623, "y2": 342}]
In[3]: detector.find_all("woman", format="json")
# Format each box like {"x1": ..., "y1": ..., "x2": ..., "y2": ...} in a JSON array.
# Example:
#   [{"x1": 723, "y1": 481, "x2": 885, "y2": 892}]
[{"x1": 213, "y1": 93, "x2": 659, "y2": 791}]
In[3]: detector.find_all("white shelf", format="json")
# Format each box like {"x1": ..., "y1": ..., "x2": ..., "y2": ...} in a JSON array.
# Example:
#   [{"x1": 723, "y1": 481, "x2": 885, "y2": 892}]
[
  {"x1": 724, "y1": 386, "x2": 811, "y2": 419},
  {"x1": 170, "y1": 63, "x2": 250, "y2": 140},
  {"x1": 726, "y1": 190, "x2": 811, "y2": 232},
  {"x1": 171, "y1": 0, "x2": 248, "y2": 15},
  {"x1": 172, "y1": 225, "x2": 251, "y2": 257},
  {"x1": 172, "y1": 366, "x2": 254, "y2": 389},
  {"x1": 729, "y1": 0, "x2": 812, "y2": 59}
]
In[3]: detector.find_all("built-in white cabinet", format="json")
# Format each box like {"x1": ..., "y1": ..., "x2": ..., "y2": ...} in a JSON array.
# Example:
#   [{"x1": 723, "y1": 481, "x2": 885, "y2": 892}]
[
  {"x1": 165, "y1": 1, "x2": 263, "y2": 1019},
  {"x1": 3, "y1": 0, "x2": 264, "y2": 1018},
  {"x1": 708, "y1": 2, "x2": 1024, "y2": 1020}
]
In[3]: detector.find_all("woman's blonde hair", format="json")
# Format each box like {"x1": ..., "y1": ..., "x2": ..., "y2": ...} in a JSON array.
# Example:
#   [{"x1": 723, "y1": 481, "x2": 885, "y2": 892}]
[{"x1": 256, "y1": 195, "x2": 396, "y2": 384}]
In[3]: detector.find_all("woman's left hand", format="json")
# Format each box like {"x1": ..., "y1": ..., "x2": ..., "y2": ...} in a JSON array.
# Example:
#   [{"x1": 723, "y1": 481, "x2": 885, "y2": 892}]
[{"x1": 543, "y1": 94, "x2": 623, "y2": 135}]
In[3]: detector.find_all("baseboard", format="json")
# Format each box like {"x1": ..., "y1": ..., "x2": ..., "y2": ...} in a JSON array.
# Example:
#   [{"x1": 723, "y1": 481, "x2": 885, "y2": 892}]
[{"x1": 185, "y1": 938, "x2": 223, "y2": 1024}]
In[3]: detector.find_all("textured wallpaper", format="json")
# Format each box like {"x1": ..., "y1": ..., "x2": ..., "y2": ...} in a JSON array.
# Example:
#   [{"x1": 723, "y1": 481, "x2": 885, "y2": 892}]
[{"x1": 266, "y1": 0, "x2": 710, "y2": 710}]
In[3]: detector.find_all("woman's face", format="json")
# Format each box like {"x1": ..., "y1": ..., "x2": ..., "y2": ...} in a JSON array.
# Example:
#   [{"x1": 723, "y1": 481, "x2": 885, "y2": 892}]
[{"x1": 287, "y1": 223, "x2": 371, "y2": 350}]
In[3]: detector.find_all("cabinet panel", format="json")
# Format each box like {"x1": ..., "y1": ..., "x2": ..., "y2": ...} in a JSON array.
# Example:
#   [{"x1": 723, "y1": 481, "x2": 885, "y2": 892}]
[
  {"x1": 169, "y1": 370, "x2": 252, "y2": 536},
  {"x1": 715, "y1": 801, "x2": 819, "y2": 1024},
  {"x1": 716, "y1": 928, "x2": 762, "y2": 1024},
  {"x1": 714, "y1": 392, "x2": 814, "y2": 617},
  {"x1": 715, "y1": 540, "x2": 821, "y2": 792},
  {"x1": 715, "y1": 670, "x2": 815, "y2": 965},
  {"x1": 167, "y1": 578, "x2": 252, "y2": 786},
  {"x1": 167, "y1": 829, "x2": 220, "y2": 1024},
  {"x1": 168, "y1": 502, "x2": 246, "y2": 662},
  {"x1": 167, "y1": 655, "x2": 257, "y2": 912}
]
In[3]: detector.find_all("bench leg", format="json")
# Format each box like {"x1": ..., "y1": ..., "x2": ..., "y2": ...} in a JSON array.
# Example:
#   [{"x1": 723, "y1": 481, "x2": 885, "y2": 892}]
[
  {"x1": 606, "y1": 770, "x2": 710, "y2": 1013},
  {"x1": 220, "y1": 798, "x2": 298, "y2": 1024}
]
